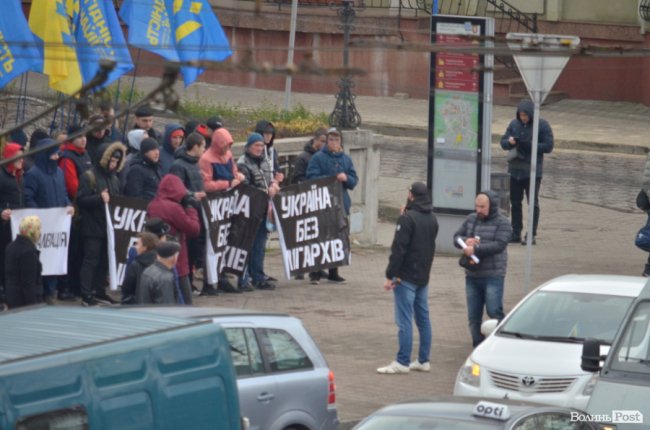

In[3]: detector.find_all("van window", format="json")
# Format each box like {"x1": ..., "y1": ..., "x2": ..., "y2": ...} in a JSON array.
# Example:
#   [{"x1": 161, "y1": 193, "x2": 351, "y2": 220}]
[
  {"x1": 16, "y1": 406, "x2": 88, "y2": 430},
  {"x1": 611, "y1": 301, "x2": 650, "y2": 374},
  {"x1": 260, "y1": 328, "x2": 313, "y2": 372},
  {"x1": 225, "y1": 327, "x2": 264, "y2": 376}
]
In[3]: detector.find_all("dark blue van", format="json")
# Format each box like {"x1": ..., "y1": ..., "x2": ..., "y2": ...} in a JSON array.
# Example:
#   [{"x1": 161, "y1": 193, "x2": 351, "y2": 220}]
[{"x1": 0, "y1": 306, "x2": 245, "y2": 430}]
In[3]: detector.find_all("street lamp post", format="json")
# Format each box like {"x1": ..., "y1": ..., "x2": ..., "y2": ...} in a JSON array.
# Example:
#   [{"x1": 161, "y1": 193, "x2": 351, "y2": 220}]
[{"x1": 329, "y1": 0, "x2": 362, "y2": 129}]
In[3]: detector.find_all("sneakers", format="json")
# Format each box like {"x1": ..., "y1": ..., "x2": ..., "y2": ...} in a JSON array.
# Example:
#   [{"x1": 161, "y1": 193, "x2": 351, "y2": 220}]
[
  {"x1": 309, "y1": 277, "x2": 320, "y2": 285},
  {"x1": 521, "y1": 234, "x2": 536, "y2": 245},
  {"x1": 238, "y1": 282, "x2": 255, "y2": 292},
  {"x1": 200, "y1": 285, "x2": 220, "y2": 296},
  {"x1": 327, "y1": 274, "x2": 347, "y2": 284},
  {"x1": 377, "y1": 361, "x2": 410, "y2": 374},
  {"x1": 57, "y1": 289, "x2": 77, "y2": 302},
  {"x1": 217, "y1": 279, "x2": 242, "y2": 294},
  {"x1": 255, "y1": 281, "x2": 276, "y2": 290},
  {"x1": 82, "y1": 297, "x2": 100, "y2": 307},
  {"x1": 264, "y1": 275, "x2": 278, "y2": 282},
  {"x1": 95, "y1": 292, "x2": 116, "y2": 305},
  {"x1": 409, "y1": 361, "x2": 431, "y2": 372}
]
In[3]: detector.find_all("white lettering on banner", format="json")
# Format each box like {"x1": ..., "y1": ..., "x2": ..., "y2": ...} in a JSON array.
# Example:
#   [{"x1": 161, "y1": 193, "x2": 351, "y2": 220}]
[
  {"x1": 296, "y1": 217, "x2": 319, "y2": 242},
  {"x1": 287, "y1": 239, "x2": 345, "y2": 270},
  {"x1": 214, "y1": 247, "x2": 248, "y2": 272},
  {"x1": 117, "y1": 262, "x2": 127, "y2": 286},
  {"x1": 217, "y1": 223, "x2": 231, "y2": 247},
  {"x1": 112, "y1": 207, "x2": 147, "y2": 232},
  {"x1": 209, "y1": 191, "x2": 251, "y2": 222},
  {"x1": 37, "y1": 232, "x2": 68, "y2": 249},
  {"x1": 280, "y1": 185, "x2": 332, "y2": 219}
]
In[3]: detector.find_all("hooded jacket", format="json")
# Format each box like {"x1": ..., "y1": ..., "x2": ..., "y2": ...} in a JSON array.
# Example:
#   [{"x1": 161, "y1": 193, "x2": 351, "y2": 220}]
[
  {"x1": 147, "y1": 174, "x2": 200, "y2": 277},
  {"x1": 500, "y1": 99, "x2": 554, "y2": 180},
  {"x1": 453, "y1": 190, "x2": 512, "y2": 278},
  {"x1": 254, "y1": 120, "x2": 281, "y2": 174},
  {"x1": 385, "y1": 193, "x2": 439, "y2": 286},
  {"x1": 160, "y1": 123, "x2": 184, "y2": 174},
  {"x1": 59, "y1": 141, "x2": 93, "y2": 201},
  {"x1": 170, "y1": 146, "x2": 204, "y2": 193},
  {"x1": 291, "y1": 139, "x2": 318, "y2": 184},
  {"x1": 23, "y1": 139, "x2": 71, "y2": 208},
  {"x1": 199, "y1": 128, "x2": 238, "y2": 192},
  {"x1": 76, "y1": 142, "x2": 126, "y2": 238},
  {"x1": 306, "y1": 143, "x2": 358, "y2": 214}
]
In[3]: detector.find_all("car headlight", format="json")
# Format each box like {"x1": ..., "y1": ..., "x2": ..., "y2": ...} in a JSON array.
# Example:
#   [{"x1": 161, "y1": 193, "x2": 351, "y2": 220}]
[
  {"x1": 582, "y1": 373, "x2": 599, "y2": 396},
  {"x1": 458, "y1": 360, "x2": 481, "y2": 387}
]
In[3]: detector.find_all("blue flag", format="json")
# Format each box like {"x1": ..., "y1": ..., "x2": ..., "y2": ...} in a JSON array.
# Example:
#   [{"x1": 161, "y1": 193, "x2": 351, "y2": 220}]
[
  {"x1": 73, "y1": 0, "x2": 134, "y2": 87},
  {"x1": 166, "y1": 0, "x2": 233, "y2": 86},
  {"x1": 119, "y1": 0, "x2": 180, "y2": 64},
  {"x1": 120, "y1": 0, "x2": 232, "y2": 87},
  {"x1": 0, "y1": 0, "x2": 43, "y2": 90}
]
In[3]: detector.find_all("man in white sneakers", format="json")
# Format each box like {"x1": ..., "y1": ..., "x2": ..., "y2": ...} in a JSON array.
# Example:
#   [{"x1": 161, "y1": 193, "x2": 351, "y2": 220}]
[{"x1": 377, "y1": 182, "x2": 439, "y2": 374}]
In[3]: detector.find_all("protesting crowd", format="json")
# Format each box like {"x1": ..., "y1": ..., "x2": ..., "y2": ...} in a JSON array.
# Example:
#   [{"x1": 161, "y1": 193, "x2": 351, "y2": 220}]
[{"x1": 0, "y1": 103, "x2": 358, "y2": 310}]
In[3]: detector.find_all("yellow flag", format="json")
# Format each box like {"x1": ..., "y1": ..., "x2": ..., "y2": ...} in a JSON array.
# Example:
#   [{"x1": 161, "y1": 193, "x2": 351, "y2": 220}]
[{"x1": 29, "y1": 0, "x2": 82, "y2": 95}]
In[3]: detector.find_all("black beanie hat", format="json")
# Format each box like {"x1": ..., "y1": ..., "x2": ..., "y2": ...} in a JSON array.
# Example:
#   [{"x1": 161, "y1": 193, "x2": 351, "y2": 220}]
[{"x1": 140, "y1": 137, "x2": 159, "y2": 154}]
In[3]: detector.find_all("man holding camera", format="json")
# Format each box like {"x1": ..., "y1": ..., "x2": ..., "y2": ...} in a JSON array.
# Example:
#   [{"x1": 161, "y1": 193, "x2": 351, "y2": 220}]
[{"x1": 500, "y1": 99, "x2": 554, "y2": 245}]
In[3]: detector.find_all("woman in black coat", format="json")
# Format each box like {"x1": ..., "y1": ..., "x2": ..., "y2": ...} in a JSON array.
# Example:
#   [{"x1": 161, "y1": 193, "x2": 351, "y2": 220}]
[{"x1": 5, "y1": 216, "x2": 42, "y2": 308}]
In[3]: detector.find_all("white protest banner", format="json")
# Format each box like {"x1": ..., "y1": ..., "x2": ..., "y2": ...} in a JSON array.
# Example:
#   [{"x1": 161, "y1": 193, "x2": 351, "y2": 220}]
[
  {"x1": 273, "y1": 177, "x2": 350, "y2": 279},
  {"x1": 10, "y1": 208, "x2": 71, "y2": 276}
]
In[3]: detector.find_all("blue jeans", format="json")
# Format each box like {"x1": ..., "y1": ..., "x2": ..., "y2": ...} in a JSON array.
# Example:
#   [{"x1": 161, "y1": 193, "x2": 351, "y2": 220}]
[
  {"x1": 249, "y1": 220, "x2": 268, "y2": 285},
  {"x1": 465, "y1": 276, "x2": 505, "y2": 347},
  {"x1": 393, "y1": 279, "x2": 432, "y2": 366}
]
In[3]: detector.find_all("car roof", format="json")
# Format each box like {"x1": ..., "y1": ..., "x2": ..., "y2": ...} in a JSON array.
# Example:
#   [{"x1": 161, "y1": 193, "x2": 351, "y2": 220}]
[
  {"x1": 115, "y1": 305, "x2": 292, "y2": 320},
  {"x1": 537, "y1": 274, "x2": 647, "y2": 297},
  {"x1": 366, "y1": 396, "x2": 567, "y2": 426},
  {"x1": 0, "y1": 306, "x2": 208, "y2": 365}
]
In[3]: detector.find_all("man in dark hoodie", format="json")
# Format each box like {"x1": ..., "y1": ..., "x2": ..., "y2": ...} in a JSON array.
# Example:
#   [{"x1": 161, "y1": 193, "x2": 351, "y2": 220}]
[
  {"x1": 124, "y1": 137, "x2": 162, "y2": 201},
  {"x1": 254, "y1": 120, "x2": 284, "y2": 183},
  {"x1": 292, "y1": 127, "x2": 327, "y2": 185},
  {"x1": 76, "y1": 141, "x2": 127, "y2": 306},
  {"x1": 500, "y1": 99, "x2": 554, "y2": 245},
  {"x1": 85, "y1": 114, "x2": 111, "y2": 165},
  {"x1": 377, "y1": 182, "x2": 439, "y2": 375},
  {"x1": 132, "y1": 104, "x2": 162, "y2": 143},
  {"x1": 23, "y1": 138, "x2": 75, "y2": 303},
  {"x1": 454, "y1": 191, "x2": 512, "y2": 347},
  {"x1": 159, "y1": 123, "x2": 185, "y2": 174}
]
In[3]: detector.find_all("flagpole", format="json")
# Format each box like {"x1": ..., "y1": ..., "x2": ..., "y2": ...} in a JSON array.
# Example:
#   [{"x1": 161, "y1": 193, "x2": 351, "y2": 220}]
[
  {"x1": 284, "y1": 0, "x2": 299, "y2": 111},
  {"x1": 123, "y1": 48, "x2": 142, "y2": 140}
]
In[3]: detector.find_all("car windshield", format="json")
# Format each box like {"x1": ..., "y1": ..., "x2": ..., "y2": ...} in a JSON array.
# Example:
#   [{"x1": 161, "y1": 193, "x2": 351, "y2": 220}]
[
  {"x1": 356, "y1": 415, "x2": 497, "y2": 430},
  {"x1": 498, "y1": 291, "x2": 633, "y2": 343},
  {"x1": 610, "y1": 300, "x2": 650, "y2": 375}
]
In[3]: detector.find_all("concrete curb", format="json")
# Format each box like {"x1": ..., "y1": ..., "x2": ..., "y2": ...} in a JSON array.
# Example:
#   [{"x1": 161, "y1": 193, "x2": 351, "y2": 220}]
[{"x1": 362, "y1": 122, "x2": 648, "y2": 155}]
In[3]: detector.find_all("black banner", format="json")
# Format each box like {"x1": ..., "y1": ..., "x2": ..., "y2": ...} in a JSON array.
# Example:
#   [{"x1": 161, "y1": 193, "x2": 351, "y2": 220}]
[
  {"x1": 274, "y1": 177, "x2": 350, "y2": 277},
  {"x1": 202, "y1": 184, "x2": 268, "y2": 280},
  {"x1": 108, "y1": 195, "x2": 149, "y2": 287}
]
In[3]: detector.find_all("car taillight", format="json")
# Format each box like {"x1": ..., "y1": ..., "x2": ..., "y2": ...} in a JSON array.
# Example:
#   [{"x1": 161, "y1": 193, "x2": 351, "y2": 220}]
[{"x1": 328, "y1": 370, "x2": 336, "y2": 405}]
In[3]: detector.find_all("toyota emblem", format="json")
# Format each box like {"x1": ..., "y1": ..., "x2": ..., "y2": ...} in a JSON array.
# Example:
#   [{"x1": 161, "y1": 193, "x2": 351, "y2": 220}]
[{"x1": 521, "y1": 376, "x2": 536, "y2": 387}]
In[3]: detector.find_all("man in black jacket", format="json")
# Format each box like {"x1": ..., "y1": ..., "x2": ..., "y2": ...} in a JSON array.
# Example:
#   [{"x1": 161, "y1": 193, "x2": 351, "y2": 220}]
[
  {"x1": 453, "y1": 191, "x2": 512, "y2": 347},
  {"x1": 377, "y1": 182, "x2": 438, "y2": 375},
  {"x1": 124, "y1": 138, "x2": 162, "y2": 201},
  {"x1": 76, "y1": 142, "x2": 127, "y2": 306},
  {"x1": 291, "y1": 127, "x2": 326, "y2": 185}
]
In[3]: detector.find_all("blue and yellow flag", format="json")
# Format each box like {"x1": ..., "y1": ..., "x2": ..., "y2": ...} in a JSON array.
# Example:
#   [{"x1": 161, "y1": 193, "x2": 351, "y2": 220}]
[
  {"x1": 0, "y1": 0, "x2": 43, "y2": 90},
  {"x1": 167, "y1": 0, "x2": 232, "y2": 86},
  {"x1": 74, "y1": 0, "x2": 134, "y2": 87},
  {"x1": 119, "y1": 0, "x2": 180, "y2": 64},
  {"x1": 120, "y1": 0, "x2": 232, "y2": 87},
  {"x1": 29, "y1": 0, "x2": 83, "y2": 95}
]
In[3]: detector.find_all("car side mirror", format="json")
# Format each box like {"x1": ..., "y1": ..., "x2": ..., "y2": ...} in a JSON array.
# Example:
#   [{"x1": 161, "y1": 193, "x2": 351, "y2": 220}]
[
  {"x1": 481, "y1": 319, "x2": 499, "y2": 336},
  {"x1": 581, "y1": 338, "x2": 603, "y2": 372}
]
